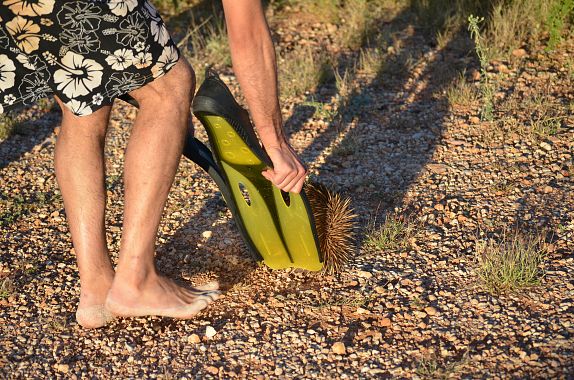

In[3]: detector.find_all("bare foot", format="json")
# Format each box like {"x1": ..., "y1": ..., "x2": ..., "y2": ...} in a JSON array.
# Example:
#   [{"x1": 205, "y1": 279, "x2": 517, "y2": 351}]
[
  {"x1": 76, "y1": 272, "x2": 115, "y2": 329},
  {"x1": 104, "y1": 274, "x2": 220, "y2": 319}
]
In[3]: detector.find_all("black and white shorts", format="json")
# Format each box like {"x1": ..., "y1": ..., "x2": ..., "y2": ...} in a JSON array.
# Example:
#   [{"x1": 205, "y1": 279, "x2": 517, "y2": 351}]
[{"x1": 0, "y1": 0, "x2": 180, "y2": 117}]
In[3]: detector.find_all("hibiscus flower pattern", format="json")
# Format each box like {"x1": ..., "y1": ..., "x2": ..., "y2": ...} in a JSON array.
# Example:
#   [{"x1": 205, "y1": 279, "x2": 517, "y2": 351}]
[
  {"x1": 57, "y1": 2, "x2": 104, "y2": 33},
  {"x1": 0, "y1": 0, "x2": 180, "y2": 116},
  {"x1": 3, "y1": 0, "x2": 55, "y2": 17},
  {"x1": 54, "y1": 51, "x2": 103, "y2": 98},
  {"x1": 0, "y1": 54, "x2": 17, "y2": 92},
  {"x1": 59, "y1": 29, "x2": 101, "y2": 55},
  {"x1": 5, "y1": 15, "x2": 41, "y2": 53},
  {"x1": 151, "y1": 45, "x2": 178, "y2": 79},
  {"x1": 108, "y1": 0, "x2": 138, "y2": 17},
  {"x1": 18, "y1": 68, "x2": 52, "y2": 104},
  {"x1": 105, "y1": 48, "x2": 134, "y2": 71},
  {"x1": 104, "y1": 72, "x2": 146, "y2": 98}
]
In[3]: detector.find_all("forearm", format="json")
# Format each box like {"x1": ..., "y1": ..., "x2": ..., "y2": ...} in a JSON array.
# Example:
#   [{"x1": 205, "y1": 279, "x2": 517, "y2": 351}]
[{"x1": 223, "y1": 1, "x2": 285, "y2": 149}]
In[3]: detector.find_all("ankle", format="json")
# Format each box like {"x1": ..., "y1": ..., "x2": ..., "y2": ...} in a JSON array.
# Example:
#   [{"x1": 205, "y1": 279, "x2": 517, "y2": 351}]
[{"x1": 113, "y1": 260, "x2": 158, "y2": 291}]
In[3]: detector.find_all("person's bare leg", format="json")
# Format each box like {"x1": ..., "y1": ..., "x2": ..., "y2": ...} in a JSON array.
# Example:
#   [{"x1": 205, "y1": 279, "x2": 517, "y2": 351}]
[
  {"x1": 53, "y1": 101, "x2": 115, "y2": 328},
  {"x1": 105, "y1": 59, "x2": 220, "y2": 318}
]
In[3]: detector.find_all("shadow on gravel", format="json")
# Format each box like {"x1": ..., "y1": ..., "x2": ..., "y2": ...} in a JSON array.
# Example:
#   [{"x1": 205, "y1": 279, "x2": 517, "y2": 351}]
[
  {"x1": 0, "y1": 105, "x2": 60, "y2": 170},
  {"x1": 154, "y1": 0, "x2": 511, "y2": 284},
  {"x1": 282, "y1": 0, "x2": 509, "y2": 254}
]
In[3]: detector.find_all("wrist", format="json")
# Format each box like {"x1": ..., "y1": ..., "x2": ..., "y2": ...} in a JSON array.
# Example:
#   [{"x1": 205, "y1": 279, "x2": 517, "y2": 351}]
[{"x1": 257, "y1": 125, "x2": 287, "y2": 149}]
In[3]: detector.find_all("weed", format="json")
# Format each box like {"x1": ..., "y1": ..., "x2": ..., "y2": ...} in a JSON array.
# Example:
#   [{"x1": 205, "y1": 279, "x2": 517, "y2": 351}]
[
  {"x1": 301, "y1": 99, "x2": 338, "y2": 121},
  {"x1": 468, "y1": 15, "x2": 494, "y2": 121},
  {"x1": 475, "y1": 228, "x2": 547, "y2": 293},
  {"x1": 446, "y1": 71, "x2": 478, "y2": 107},
  {"x1": 0, "y1": 277, "x2": 14, "y2": 300},
  {"x1": 490, "y1": 178, "x2": 514, "y2": 194},
  {"x1": 546, "y1": 0, "x2": 574, "y2": 50},
  {"x1": 309, "y1": 292, "x2": 376, "y2": 309},
  {"x1": 0, "y1": 113, "x2": 17, "y2": 141},
  {"x1": 331, "y1": 132, "x2": 359, "y2": 157},
  {"x1": 0, "y1": 191, "x2": 58, "y2": 227},
  {"x1": 486, "y1": 0, "x2": 556, "y2": 58},
  {"x1": 366, "y1": 213, "x2": 415, "y2": 251},
  {"x1": 415, "y1": 358, "x2": 440, "y2": 378},
  {"x1": 288, "y1": 0, "x2": 341, "y2": 23},
  {"x1": 415, "y1": 350, "x2": 470, "y2": 379},
  {"x1": 339, "y1": 0, "x2": 370, "y2": 49},
  {"x1": 530, "y1": 115, "x2": 563, "y2": 139}
]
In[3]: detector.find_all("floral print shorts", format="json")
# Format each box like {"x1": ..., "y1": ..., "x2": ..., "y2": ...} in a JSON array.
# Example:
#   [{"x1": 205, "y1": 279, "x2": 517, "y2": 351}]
[{"x1": 0, "y1": 0, "x2": 180, "y2": 116}]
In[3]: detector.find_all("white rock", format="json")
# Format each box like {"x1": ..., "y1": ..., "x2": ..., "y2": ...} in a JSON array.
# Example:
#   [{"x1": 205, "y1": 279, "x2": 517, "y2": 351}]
[{"x1": 205, "y1": 326, "x2": 217, "y2": 338}]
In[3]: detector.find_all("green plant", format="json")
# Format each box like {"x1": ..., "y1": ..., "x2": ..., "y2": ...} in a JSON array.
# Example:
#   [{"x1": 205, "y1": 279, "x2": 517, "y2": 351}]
[
  {"x1": 546, "y1": 0, "x2": 574, "y2": 50},
  {"x1": 306, "y1": 292, "x2": 376, "y2": 309},
  {"x1": 530, "y1": 115, "x2": 563, "y2": 139},
  {"x1": 415, "y1": 351, "x2": 470, "y2": 379},
  {"x1": 475, "y1": 229, "x2": 547, "y2": 293},
  {"x1": 0, "y1": 277, "x2": 14, "y2": 300},
  {"x1": 0, "y1": 113, "x2": 17, "y2": 141},
  {"x1": 366, "y1": 213, "x2": 415, "y2": 251},
  {"x1": 0, "y1": 191, "x2": 58, "y2": 227},
  {"x1": 415, "y1": 358, "x2": 441, "y2": 378},
  {"x1": 468, "y1": 15, "x2": 494, "y2": 121},
  {"x1": 289, "y1": 0, "x2": 342, "y2": 23},
  {"x1": 301, "y1": 99, "x2": 338, "y2": 120},
  {"x1": 331, "y1": 132, "x2": 359, "y2": 157},
  {"x1": 486, "y1": 0, "x2": 557, "y2": 58},
  {"x1": 339, "y1": 0, "x2": 370, "y2": 49}
]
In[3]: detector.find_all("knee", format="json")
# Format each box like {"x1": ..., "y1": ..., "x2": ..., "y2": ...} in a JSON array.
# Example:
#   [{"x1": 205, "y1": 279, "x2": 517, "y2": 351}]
[
  {"x1": 130, "y1": 59, "x2": 196, "y2": 110},
  {"x1": 166, "y1": 59, "x2": 196, "y2": 102}
]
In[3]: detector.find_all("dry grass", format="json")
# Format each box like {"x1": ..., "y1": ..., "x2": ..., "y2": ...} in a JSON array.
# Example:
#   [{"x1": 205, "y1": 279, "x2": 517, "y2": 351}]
[
  {"x1": 178, "y1": 13, "x2": 230, "y2": 82},
  {"x1": 486, "y1": 1, "x2": 553, "y2": 58},
  {"x1": 286, "y1": 0, "x2": 341, "y2": 23},
  {"x1": 475, "y1": 229, "x2": 548, "y2": 293},
  {"x1": 278, "y1": 47, "x2": 331, "y2": 100},
  {"x1": 358, "y1": 47, "x2": 385, "y2": 77},
  {"x1": 446, "y1": 71, "x2": 479, "y2": 107}
]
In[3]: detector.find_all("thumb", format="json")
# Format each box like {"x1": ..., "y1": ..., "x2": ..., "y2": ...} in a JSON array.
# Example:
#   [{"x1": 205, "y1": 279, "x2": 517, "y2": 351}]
[{"x1": 261, "y1": 168, "x2": 274, "y2": 181}]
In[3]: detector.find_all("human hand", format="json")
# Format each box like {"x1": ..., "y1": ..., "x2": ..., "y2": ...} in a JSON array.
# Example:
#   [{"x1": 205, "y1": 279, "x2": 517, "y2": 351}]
[{"x1": 261, "y1": 142, "x2": 307, "y2": 194}]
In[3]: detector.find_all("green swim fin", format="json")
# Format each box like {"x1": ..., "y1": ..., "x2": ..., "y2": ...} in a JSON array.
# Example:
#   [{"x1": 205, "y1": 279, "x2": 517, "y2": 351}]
[{"x1": 191, "y1": 69, "x2": 323, "y2": 271}]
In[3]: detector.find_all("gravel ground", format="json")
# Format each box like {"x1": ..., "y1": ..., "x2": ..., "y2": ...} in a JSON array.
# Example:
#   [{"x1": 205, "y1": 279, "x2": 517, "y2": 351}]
[{"x1": 1, "y1": 5, "x2": 574, "y2": 379}]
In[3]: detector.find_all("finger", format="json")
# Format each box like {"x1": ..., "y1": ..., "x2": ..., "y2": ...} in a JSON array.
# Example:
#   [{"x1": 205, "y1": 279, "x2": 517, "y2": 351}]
[
  {"x1": 282, "y1": 163, "x2": 307, "y2": 191},
  {"x1": 291, "y1": 173, "x2": 307, "y2": 194},
  {"x1": 261, "y1": 169, "x2": 273, "y2": 182},
  {"x1": 276, "y1": 171, "x2": 298, "y2": 189},
  {"x1": 280, "y1": 170, "x2": 301, "y2": 192}
]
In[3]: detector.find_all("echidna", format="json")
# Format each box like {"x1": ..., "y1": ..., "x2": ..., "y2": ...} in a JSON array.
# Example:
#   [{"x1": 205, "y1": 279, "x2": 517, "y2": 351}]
[{"x1": 305, "y1": 182, "x2": 357, "y2": 274}]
